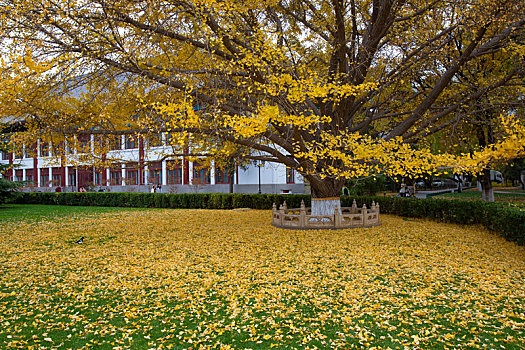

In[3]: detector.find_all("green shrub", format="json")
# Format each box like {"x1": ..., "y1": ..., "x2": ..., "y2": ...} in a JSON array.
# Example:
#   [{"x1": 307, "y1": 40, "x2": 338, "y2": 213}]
[
  {"x1": 208, "y1": 193, "x2": 233, "y2": 209},
  {"x1": 232, "y1": 194, "x2": 252, "y2": 208},
  {"x1": 359, "y1": 196, "x2": 525, "y2": 245},
  {"x1": 154, "y1": 193, "x2": 170, "y2": 208},
  {"x1": 12, "y1": 192, "x2": 525, "y2": 245}
]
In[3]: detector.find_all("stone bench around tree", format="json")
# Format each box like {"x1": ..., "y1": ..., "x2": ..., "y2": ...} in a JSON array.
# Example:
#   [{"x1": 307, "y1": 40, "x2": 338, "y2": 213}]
[{"x1": 272, "y1": 199, "x2": 381, "y2": 229}]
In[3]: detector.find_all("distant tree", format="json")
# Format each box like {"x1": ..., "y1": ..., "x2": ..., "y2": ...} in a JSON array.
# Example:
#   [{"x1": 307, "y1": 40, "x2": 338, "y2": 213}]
[
  {"x1": 429, "y1": 29, "x2": 525, "y2": 201},
  {"x1": 347, "y1": 175, "x2": 386, "y2": 196},
  {"x1": 0, "y1": 177, "x2": 21, "y2": 205},
  {"x1": 502, "y1": 158, "x2": 525, "y2": 189},
  {"x1": 0, "y1": 144, "x2": 21, "y2": 204}
]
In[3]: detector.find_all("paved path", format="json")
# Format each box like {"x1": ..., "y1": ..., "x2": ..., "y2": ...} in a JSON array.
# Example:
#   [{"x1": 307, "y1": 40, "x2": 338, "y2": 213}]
[
  {"x1": 414, "y1": 188, "x2": 525, "y2": 198},
  {"x1": 493, "y1": 190, "x2": 525, "y2": 195},
  {"x1": 415, "y1": 189, "x2": 456, "y2": 199}
]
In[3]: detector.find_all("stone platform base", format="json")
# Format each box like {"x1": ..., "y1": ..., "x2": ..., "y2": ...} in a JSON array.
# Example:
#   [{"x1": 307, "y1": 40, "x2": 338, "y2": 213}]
[{"x1": 272, "y1": 200, "x2": 381, "y2": 230}]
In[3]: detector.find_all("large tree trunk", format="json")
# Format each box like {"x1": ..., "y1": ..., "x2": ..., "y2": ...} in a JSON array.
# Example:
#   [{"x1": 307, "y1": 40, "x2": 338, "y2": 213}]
[
  {"x1": 454, "y1": 174, "x2": 463, "y2": 193},
  {"x1": 307, "y1": 176, "x2": 345, "y2": 215},
  {"x1": 520, "y1": 171, "x2": 525, "y2": 190},
  {"x1": 476, "y1": 121, "x2": 495, "y2": 201},
  {"x1": 311, "y1": 198, "x2": 342, "y2": 215},
  {"x1": 479, "y1": 168, "x2": 495, "y2": 202}
]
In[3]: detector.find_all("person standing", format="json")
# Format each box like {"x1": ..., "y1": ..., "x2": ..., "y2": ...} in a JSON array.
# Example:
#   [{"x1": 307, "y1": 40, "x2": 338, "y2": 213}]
[{"x1": 399, "y1": 179, "x2": 407, "y2": 197}]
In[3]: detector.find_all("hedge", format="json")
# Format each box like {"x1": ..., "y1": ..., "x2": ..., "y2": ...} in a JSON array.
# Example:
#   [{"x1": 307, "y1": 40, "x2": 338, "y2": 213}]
[
  {"x1": 12, "y1": 192, "x2": 525, "y2": 244},
  {"x1": 12, "y1": 192, "x2": 310, "y2": 210}
]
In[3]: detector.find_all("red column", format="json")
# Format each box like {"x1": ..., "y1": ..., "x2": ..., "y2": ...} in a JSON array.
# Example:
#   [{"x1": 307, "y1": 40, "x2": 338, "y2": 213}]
[
  {"x1": 138, "y1": 136, "x2": 144, "y2": 185},
  {"x1": 183, "y1": 146, "x2": 189, "y2": 185},
  {"x1": 33, "y1": 143, "x2": 38, "y2": 186},
  {"x1": 61, "y1": 167, "x2": 66, "y2": 187},
  {"x1": 60, "y1": 156, "x2": 66, "y2": 187}
]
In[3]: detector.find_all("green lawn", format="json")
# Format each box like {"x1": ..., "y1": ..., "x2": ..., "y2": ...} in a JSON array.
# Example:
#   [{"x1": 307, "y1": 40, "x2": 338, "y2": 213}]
[
  {"x1": 0, "y1": 204, "x2": 142, "y2": 223},
  {"x1": 1, "y1": 205, "x2": 524, "y2": 349},
  {"x1": 434, "y1": 188, "x2": 525, "y2": 204}
]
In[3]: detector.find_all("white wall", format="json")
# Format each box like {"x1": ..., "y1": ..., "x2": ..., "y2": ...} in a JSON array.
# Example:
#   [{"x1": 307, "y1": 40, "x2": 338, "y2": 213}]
[{"x1": 238, "y1": 162, "x2": 300, "y2": 185}]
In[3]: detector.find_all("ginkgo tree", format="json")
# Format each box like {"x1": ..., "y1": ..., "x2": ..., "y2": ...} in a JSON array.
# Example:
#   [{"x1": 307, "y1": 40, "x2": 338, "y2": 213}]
[{"x1": 0, "y1": 0, "x2": 524, "y2": 214}]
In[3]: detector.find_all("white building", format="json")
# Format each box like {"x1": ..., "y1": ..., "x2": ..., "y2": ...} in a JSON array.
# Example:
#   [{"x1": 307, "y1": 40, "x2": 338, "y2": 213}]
[{"x1": 0, "y1": 134, "x2": 305, "y2": 194}]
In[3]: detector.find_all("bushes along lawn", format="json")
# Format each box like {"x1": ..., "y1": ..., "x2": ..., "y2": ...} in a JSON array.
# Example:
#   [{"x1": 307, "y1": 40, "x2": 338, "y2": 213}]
[{"x1": 11, "y1": 192, "x2": 525, "y2": 244}]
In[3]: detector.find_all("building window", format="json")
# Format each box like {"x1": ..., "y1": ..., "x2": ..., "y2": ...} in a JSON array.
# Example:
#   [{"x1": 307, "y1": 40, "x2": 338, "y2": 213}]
[
  {"x1": 126, "y1": 170, "x2": 138, "y2": 185},
  {"x1": 68, "y1": 172, "x2": 77, "y2": 186},
  {"x1": 1, "y1": 151, "x2": 8, "y2": 160},
  {"x1": 52, "y1": 167, "x2": 62, "y2": 186},
  {"x1": 286, "y1": 167, "x2": 295, "y2": 184},
  {"x1": 109, "y1": 135, "x2": 122, "y2": 150},
  {"x1": 25, "y1": 169, "x2": 33, "y2": 184},
  {"x1": 14, "y1": 149, "x2": 23, "y2": 159},
  {"x1": 52, "y1": 174, "x2": 61, "y2": 185},
  {"x1": 51, "y1": 142, "x2": 64, "y2": 157},
  {"x1": 78, "y1": 134, "x2": 91, "y2": 153},
  {"x1": 40, "y1": 170, "x2": 49, "y2": 186},
  {"x1": 94, "y1": 169, "x2": 105, "y2": 185},
  {"x1": 110, "y1": 168, "x2": 121, "y2": 185},
  {"x1": 24, "y1": 145, "x2": 33, "y2": 158},
  {"x1": 93, "y1": 136, "x2": 104, "y2": 152},
  {"x1": 26, "y1": 175, "x2": 33, "y2": 183},
  {"x1": 148, "y1": 162, "x2": 162, "y2": 184},
  {"x1": 14, "y1": 170, "x2": 23, "y2": 182},
  {"x1": 149, "y1": 169, "x2": 161, "y2": 184},
  {"x1": 148, "y1": 134, "x2": 163, "y2": 148},
  {"x1": 40, "y1": 143, "x2": 49, "y2": 157},
  {"x1": 125, "y1": 135, "x2": 137, "y2": 149},
  {"x1": 167, "y1": 161, "x2": 182, "y2": 184},
  {"x1": 215, "y1": 167, "x2": 231, "y2": 184},
  {"x1": 125, "y1": 163, "x2": 138, "y2": 185},
  {"x1": 65, "y1": 138, "x2": 75, "y2": 154},
  {"x1": 193, "y1": 162, "x2": 210, "y2": 184}
]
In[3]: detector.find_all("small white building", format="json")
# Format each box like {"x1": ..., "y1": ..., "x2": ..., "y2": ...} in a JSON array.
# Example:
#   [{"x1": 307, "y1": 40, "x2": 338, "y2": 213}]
[{"x1": 0, "y1": 134, "x2": 305, "y2": 194}]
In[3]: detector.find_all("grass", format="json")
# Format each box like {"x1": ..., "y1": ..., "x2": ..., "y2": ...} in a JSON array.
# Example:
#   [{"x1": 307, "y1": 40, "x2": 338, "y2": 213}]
[
  {"x1": 0, "y1": 205, "x2": 524, "y2": 349},
  {"x1": 0, "y1": 204, "x2": 142, "y2": 223},
  {"x1": 434, "y1": 188, "x2": 525, "y2": 204}
]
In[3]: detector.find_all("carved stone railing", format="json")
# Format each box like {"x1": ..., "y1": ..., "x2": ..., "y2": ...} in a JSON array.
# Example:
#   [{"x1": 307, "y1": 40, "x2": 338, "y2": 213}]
[{"x1": 272, "y1": 199, "x2": 381, "y2": 229}]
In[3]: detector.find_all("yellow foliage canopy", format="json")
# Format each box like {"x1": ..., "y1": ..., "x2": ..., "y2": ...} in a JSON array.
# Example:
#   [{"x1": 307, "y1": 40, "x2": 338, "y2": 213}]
[{"x1": 0, "y1": 0, "x2": 524, "y2": 196}]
